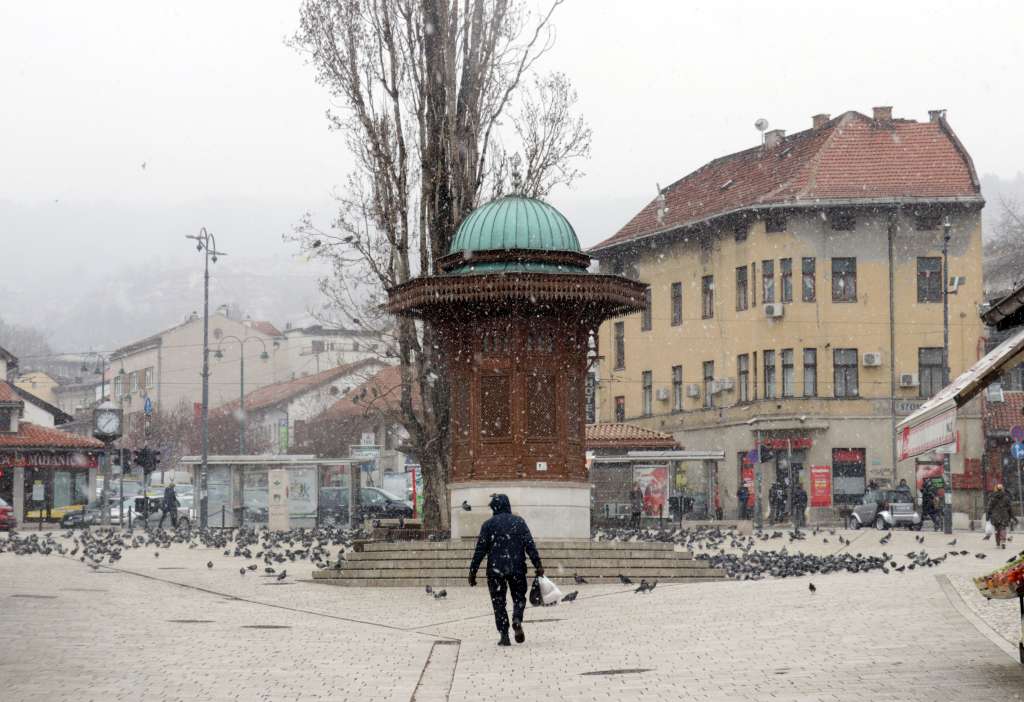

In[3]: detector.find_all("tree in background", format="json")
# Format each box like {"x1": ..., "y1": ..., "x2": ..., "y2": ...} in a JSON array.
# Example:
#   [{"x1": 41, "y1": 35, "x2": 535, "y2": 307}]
[
  {"x1": 290, "y1": 0, "x2": 590, "y2": 529},
  {"x1": 0, "y1": 317, "x2": 53, "y2": 369},
  {"x1": 985, "y1": 198, "x2": 1024, "y2": 296}
]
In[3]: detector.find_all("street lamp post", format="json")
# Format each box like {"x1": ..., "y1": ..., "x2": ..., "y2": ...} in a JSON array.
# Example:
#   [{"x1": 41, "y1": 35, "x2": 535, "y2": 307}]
[
  {"x1": 215, "y1": 336, "x2": 270, "y2": 454},
  {"x1": 942, "y1": 216, "x2": 953, "y2": 535},
  {"x1": 186, "y1": 227, "x2": 227, "y2": 529}
]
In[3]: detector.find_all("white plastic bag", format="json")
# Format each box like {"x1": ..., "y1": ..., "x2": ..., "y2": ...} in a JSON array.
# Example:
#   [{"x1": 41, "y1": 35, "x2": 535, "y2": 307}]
[
  {"x1": 984, "y1": 520, "x2": 995, "y2": 537},
  {"x1": 536, "y1": 575, "x2": 563, "y2": 605}
]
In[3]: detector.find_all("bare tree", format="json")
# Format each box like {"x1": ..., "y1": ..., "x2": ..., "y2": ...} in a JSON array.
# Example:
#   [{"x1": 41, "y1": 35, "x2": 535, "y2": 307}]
[
  {"x1": 984, "y1": 197, "x2": 1024, "y2": 296},
  {"x1": 0, "y1": 317, "x2": 54, "y2": 370},
  {"x1": 290, "y1": 0, "x2": 590, "y2": 529}
]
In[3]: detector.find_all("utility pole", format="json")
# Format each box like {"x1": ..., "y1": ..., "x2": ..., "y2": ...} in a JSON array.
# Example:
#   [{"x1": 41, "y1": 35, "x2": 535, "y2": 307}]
[
  {"x1": 754, "y1": 429, "x2": 763, "y2": 530},
  {"x1": 942, "y1": 216, "x2": 953, "y2": 535},
  {"x1": 186, "y1": 228, "x2": 226, "y2": 529}
]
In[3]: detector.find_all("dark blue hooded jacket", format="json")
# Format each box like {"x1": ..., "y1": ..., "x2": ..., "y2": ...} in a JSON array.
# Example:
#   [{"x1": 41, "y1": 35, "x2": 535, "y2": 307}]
[{"x1": 469, "y1": 494, "x2": 542, "y2": 577}]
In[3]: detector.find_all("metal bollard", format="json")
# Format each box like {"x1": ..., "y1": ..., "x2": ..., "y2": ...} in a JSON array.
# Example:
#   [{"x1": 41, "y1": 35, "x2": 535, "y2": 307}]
[{"x1": 221, "y1": 505, "x2": 225, "y2": 529}]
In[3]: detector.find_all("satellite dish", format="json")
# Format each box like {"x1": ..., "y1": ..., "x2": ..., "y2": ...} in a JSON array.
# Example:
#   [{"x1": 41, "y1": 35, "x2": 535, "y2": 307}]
[{"x1": 754, "y1": 118, "x2": 769, "y2": 132}]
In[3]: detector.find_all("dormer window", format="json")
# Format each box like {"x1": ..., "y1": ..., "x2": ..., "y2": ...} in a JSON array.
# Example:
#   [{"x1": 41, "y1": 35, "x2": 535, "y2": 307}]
[{"x1": 0, "y1": 407, "x2": 15, "y2": 433}]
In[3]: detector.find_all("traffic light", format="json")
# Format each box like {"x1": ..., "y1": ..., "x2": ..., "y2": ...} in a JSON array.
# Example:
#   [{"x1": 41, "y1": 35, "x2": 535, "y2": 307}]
[{"x1": 150, "y1": 450, "x2": 162, "y2": 473}]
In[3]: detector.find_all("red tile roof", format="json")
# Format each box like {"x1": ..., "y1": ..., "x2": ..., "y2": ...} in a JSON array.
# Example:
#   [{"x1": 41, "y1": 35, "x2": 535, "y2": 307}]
[
  {"x1": 215, "y1": 359, "x2": 383, "y2": 415},
  {"x1": 247, "y1": 320, "x2": 283, "y2": 338},
  {"x1": 591, "y1": 110, "x2": 981, "y2": 253},
  {"x1": 0, "y1": 381, "x2": 23, "y2": 404},
  {"x1": 321, "y1": 365, "x2": 421, "y2": 421},
  {"x1": 585, "y1": 422, "x2": 679, "y2": 449},
  {"x1": 983, "y1": 391, "x2": 1024, "y2": 435},
  {"x1": 0, "y1": 422, "x2": 104, "y2": 449}
]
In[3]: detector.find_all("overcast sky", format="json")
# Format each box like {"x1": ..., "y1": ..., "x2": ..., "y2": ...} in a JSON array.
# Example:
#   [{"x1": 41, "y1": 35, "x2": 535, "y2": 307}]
[{"x1": 2, "y1": 0, "x2": 1023, "y2": 342}]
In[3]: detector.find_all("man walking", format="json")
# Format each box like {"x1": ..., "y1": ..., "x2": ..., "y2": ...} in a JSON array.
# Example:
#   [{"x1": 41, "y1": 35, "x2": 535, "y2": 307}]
[
  {"x1": 736, "y1": 483, "x2": 750, "y2": 520},
  {"x1": 468, "y1": 494, "x2": 543, "y2": 647},
  {"x1": 791, "y1": 481, "x2": 808, "y2": 528},
  {"x1": 159, "y1": 481, "x2": 179, "y2": 529},
  {"x1": 629, "y1": 483, "x2": 644, "y2": 528}
]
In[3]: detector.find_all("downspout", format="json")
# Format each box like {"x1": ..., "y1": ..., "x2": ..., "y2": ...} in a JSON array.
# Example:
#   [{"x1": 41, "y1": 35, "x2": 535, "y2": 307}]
[{"x1": 888, "y1": 210, "x2": 899, "y2": 486}]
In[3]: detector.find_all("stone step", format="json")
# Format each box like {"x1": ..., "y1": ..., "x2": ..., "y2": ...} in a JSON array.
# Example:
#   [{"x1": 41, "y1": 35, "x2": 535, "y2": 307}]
[
  {"x1": 340, "y1": 557, "x2": 710, "y2": 570},
  {"x1": 346, "y1": 548, "x2": 692, "y2": 561},
  {"x1": 312, "y1": 575, "x2": 725, "y2": 588},
  {"x1": 314, "y1": 565, "x2": 723, "y2": 579},
  {"x1": 357, "y1": 539, "x2": 677, "y2": 552}
]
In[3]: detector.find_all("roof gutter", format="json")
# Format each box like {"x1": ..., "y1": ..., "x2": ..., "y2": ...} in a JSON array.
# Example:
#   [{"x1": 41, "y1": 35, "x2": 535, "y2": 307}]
[{"x1": 588, "y1": 195, "x2": 986, "y2": 257}]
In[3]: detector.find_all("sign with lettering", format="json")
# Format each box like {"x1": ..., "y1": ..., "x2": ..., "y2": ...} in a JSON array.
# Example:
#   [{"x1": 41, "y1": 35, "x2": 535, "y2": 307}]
[
  {"x1": 0, "y1": 451, "x2": 99, "y2": 469},
  {"x1": 758, "y1": 437, "x2": 813, "y2": 450},
  {"x1": 585, "y1": 372, "x2": 596, "y2": 425},
  {"x1": 898, "y1": 407, "x2": 957, "y2": 461},
  {"x1": 810, "y1": 465, "x2": 832, "y2": 507}
]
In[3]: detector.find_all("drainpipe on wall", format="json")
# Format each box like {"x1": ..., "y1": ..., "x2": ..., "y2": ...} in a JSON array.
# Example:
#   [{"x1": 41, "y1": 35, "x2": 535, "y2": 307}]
[{"x1": 887, "y1": 210, "x2": 899, "y2": 486}]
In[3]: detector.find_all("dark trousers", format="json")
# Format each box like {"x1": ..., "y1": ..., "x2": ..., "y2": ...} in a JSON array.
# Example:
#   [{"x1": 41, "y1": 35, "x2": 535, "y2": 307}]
[
  {"x1": 487, "y1": 571, "x2": 527, "y2": 633},
  {"x1": 159, "y1": 507, "x2": 178, "y2": 529}
]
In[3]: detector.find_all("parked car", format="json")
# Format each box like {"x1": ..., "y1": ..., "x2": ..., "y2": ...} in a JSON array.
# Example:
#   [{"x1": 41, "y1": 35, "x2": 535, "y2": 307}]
[
  {"x1": 0, "y1": 496, "x2": 15, "y2": 531},
  {"x1": 133, "y1": 493, "x2": 196, "y2": 530},
  {"x1": 319, "y1": 487, "x2": 414, "y2": 523},
  {"x1": 60, "y1": 497, "x2": 134, "y2": 528},
  {"x1": 847, "y1": 489, "x2": 922, "y2": 530}
]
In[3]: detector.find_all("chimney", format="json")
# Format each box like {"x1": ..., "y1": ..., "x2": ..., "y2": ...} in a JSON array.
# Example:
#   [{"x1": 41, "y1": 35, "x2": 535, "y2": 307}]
[
  {"x1": 812, "y1": 113, "x2": 830, "y2": 129},
  {"x1": 928, "y1": 109, "x2": 946, "y2": 123},
  {"x1": 764, "y1": 129, "x2": 785, "y2": 148},
  {"x1": 872, "y1": 106, "x2": 893, "y2": 123}
]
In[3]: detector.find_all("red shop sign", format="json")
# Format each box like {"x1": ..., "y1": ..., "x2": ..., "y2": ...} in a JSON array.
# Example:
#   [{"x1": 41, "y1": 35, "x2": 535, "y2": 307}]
[
  {"x1": 0, "y1": 451, "x2": 99, "y2": 469},
  {"x1": 759, "y1": 437, "x2": 813, "y2": 450},
  {"x1": 832, "y1": 449, "x2": 865, "y2": 464}
]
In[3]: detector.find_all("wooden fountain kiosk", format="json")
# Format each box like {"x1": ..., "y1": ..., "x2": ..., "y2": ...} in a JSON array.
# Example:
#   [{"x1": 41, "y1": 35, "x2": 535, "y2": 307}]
[{"x1": 387, "y1": 196, "x2": 645, "y2": 539}]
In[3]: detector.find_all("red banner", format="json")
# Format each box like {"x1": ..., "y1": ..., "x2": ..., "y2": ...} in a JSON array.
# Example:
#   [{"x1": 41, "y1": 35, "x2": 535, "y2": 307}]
[
  {"x1": 810, "y1": 465, "x2": 832, "y2": 507},
  {"x1": 0, "y1": 451, "x2": 99, "y2": 469}
]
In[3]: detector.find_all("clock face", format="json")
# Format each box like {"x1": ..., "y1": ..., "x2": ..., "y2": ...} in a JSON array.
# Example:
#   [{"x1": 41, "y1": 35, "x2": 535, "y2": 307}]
[{"x1": 97, "y1": 411, "x2": 120, "y2": 435}]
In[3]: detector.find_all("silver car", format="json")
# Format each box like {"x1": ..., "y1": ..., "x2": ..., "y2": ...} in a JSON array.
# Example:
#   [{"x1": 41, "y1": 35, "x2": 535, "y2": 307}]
[{"x1": 848, "y1": 489, "x2": 922, "y2": 530}]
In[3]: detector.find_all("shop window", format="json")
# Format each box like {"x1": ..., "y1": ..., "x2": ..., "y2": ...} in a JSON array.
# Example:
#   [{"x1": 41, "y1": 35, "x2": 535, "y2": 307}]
[
  {"x1": 614, "y1": 321, "x2": 625, "y2": 370},
  {"x1": 780, "y1": 258, "x2": 792, "y2": 303},
  {"x1": 701, "y1": 276, "x2": 714, "y2": 319},
  {"x1": 642, "y1": 371, "x2": 653, "y2": 417},
  {"x1": 670, "y1": 282, "x2": 683, "y2": 326},
  {"x1": 832, "y1": 448, "x2": 866, "y2": 507},
  {"x1": 614, "y1": 396, "x2": 625, "y2": 422},
  {"x1": 737, "y1": 354, "x2": 749, "y2": 402},
  {"x1": 918, "y1": 347, "x2": 944, "y2": 399},
  {"x1": 781, "y1": 348, "x2": 795, "y2": 397},
  {"x1": 917, "y1": 257, "x2": 942, "y2": 303},
  {"x1": 672, "y1": 365, "x2": 683, "y2": 411},
  {"x1": 762, "y1": 260, "x2": 775, "y2": 303},
  {"x1": 527, "y1": 373, "x2": 556, "y2": 437},
  {"x1": 480, "y1": 374, "x2": 511, "y2": 438},
  {"x1": 801, "y1": 257, "x2": 816, "y2": 302},
  {"x1": 831, "y1": 257, "x2": 857, "y2": 302},
  {"x1": 833, "y1": 348, "x2": 859, "y2": 398},
  {"x1": 763, "y1": 350, "x2": 776, "y2": 399},
  {"x1": 735, "y1": 266, "x2": 748, "y2": 311},
  {"x1": 803, "y1": 348, "x2": 817, "y2": 397},
  {"x1": 641, "y1": 287, "x2": 652, "y2": 331}
]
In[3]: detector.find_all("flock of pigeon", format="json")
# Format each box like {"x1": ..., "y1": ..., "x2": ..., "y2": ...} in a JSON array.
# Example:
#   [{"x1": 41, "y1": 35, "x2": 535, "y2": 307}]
[
  {"x1": 0, "y1": 523, "x2": 368, "y2": 584},
  {"x1": 592, "y1": 524, "x2": 1019, "y2": 582}
]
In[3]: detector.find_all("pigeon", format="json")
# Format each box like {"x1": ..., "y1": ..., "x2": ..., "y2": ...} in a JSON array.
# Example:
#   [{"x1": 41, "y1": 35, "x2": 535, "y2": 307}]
[
  {"x1": 461, "y1": 501, "x2": 472, "y2": 511},
  {"x1": 311, "y1": 240, "x2": 322, "y2": 248},
  {"x1": 808, "y1": 582, "x2": 816, "y2": 593},
  {"x1": 425, "y1": 585, "x2": 433, "y2": 594},
  {"x1": 574, "y1": 574, "x2": 587, "y2": 584},
  {"x1": 646, "y1": 580, "x2": 657, "y2": 593},
  {"x1": 247, "y1": 564, "x2": 258, "y2": 571},
  {"x1": 947, "y1": 538, "x2": 957, "y2": 546},
  {"x1": 433, "y1": 589, "x2": 447, "y2": 599},
  {"x1": 207, "y1": 561, "x2": 213, "y2": 569},
  {"x1": 154, "y1": 552, "x2": 159, "y2": 558},
  {"x1": 276, "y1": 570, "x2": 288, "y2": 580},
  {"x1": 239, "y1": 567, "x2": 246, "y2": 576},
  {"x1": 562, "y1": 591, "x2": 579, "y2": 602},
  {"x1": 618, "y1": 574, "x2": 633, "y2": 585},
  {"x1": 265, "y1": 567, "x2": 276, "y2": 574},
  {"x1": 975, "y1": 553, "x2": 986, "y2": 559},
  {"x1": 634, "y1": 579, "x2": 651, "y2": 593}
]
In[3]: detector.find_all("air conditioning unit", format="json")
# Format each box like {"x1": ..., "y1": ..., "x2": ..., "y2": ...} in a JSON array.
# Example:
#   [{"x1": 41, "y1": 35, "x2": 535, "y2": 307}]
[
  {"x1": 899, "y1": 372, "x2": 919, "y2": 388},
  {"x1": 862, "y1": 352, "x2": 883, "y2": 367},
  {"x1": 987, "y1": 382, "x2": 1005, "y2": 402},
  {"x1": 763, "y1": 303, "x2": 784, "y2": 318},
  {"x1": 709, "y1": 380, "x2": 722, "y2": 395},
  {"x1": 685, "y1": 383, "x2": 701, "y2": 398},
  {"x1": 718, "y1": 377, "x2": 735, "y2": 392},
  {"x1": 655, "y1": 387, "x2": 670, "y2": 401}
]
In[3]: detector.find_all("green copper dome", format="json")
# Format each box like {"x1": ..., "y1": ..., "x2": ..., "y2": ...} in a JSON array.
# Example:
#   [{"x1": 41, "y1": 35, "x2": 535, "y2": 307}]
[{"x1": 449, "y1": 196, "x2": 581, "y2": 255}]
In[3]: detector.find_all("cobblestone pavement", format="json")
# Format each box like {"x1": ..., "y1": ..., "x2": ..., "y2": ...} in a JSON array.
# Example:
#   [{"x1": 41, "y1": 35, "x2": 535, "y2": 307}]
[{"x1": 2, "y1": 528, "x2": 1022, "y2": 701}]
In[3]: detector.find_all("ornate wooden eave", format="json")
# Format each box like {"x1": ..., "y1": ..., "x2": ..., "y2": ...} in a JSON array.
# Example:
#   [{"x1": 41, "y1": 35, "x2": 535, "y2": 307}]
[{"x1": 386, "y1": 272, "x2": 647, "y2": 320}]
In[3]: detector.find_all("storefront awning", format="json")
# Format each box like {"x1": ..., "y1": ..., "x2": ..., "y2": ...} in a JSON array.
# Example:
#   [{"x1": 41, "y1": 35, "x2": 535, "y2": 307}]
[{"x1": 896, "y1": 325, "x2": 1024, "y2": 460}]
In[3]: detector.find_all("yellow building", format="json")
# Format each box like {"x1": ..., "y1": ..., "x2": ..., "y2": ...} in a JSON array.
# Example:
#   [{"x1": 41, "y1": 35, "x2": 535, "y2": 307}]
[{"x1": 590, "y1": 108, "x2": 986, "y2": 521}]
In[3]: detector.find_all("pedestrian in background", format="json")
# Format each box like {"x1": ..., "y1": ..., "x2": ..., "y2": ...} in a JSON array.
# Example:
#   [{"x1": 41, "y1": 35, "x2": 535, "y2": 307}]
[
  {"x1": 792, "y1": 482, "x2": 808, "y2": 528},
  {"x1": 895, "y1": 478, "x2": 912, "y2": 502},
  {"x1": 736, "y1": 483, "x2": 750, "y2": 520},
  {"x1": 629, "y1": 483, "x2": 643, "y2": 528},
  {"x1": 986, "y1": 484, "x2": 1016, "y2": 549},
  {"x1": 159, "y1": 481, "x2": 179, "y2": 529},
  {"x1": 468, "y1": 494, "x2": 543, "y2": 647}
]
